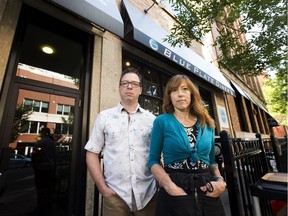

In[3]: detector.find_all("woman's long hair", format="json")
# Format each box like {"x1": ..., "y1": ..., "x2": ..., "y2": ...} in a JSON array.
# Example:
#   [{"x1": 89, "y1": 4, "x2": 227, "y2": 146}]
[{"x1": 162, "y1": 75, "x2": 215, "y2": 129}]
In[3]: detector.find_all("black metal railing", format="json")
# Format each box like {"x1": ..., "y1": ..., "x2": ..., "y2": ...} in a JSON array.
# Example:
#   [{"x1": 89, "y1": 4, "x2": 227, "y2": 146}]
[
  {"x1": 217, "y1": 131, "x2": 273, "y2": 216},
  {"x1": 270, "y1": 136, "x2": 287, "y2": 172}
]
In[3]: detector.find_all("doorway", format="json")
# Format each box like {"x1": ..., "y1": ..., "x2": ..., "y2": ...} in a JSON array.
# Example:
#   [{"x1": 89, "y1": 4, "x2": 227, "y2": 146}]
[{"x1": 0, "y1": 4, "x2": 92, "y2": 215}]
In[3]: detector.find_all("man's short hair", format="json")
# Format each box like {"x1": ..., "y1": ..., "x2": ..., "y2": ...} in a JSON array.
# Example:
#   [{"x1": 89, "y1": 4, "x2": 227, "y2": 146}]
[
  {"x1": 40, "y1": 127, "x2": 51, "y2": 136},
  {"x1": 120, "y1": 68, "x2": 142, "y2": 84}
]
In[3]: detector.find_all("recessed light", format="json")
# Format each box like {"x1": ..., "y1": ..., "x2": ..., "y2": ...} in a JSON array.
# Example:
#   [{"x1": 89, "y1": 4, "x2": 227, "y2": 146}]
[{"x1": 41, "y1": 45, "x2": 55, "y2": 54}]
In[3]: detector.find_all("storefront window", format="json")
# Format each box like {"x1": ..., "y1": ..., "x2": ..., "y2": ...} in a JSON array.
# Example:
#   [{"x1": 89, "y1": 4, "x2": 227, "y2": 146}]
[
  {"x1": 16, "y1": 22, "x2": 82, "y2": 90},
  {"x1": 199, "y1": 87, "x2": 215, "y2": 120},
  {"x1": 143, "y1": 81, "x2": 159, "y2": 97},
  {"x1": 122, "y1": 55, "x2": 169, "y2": 115}
]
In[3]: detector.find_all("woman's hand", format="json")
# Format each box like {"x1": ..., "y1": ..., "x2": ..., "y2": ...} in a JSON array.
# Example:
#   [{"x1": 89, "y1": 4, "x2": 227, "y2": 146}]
[
  {"x1": 159, "y1": 173, "x2": 187, "y2": 196},
  {"x1": 165, "y1": 182, "x2": 187, "y2": 196},
  {"x1": 200, "y1": 179, "x2": 226, "y2": 198}
]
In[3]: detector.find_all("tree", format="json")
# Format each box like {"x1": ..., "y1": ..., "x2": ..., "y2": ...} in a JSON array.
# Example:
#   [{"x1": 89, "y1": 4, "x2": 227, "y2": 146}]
[
  {"x1": 61, "y1": 113, "x2": 74, "y2": 135},
  {"x1": 10, "y1": 104, "x2": 32, "y2": 143},
  {"x1": 262, "y1": 67, "x2": 288, "y2": 125},
  {"x1": 165, "y1": 0, "x2": 287, "y2": 76}
]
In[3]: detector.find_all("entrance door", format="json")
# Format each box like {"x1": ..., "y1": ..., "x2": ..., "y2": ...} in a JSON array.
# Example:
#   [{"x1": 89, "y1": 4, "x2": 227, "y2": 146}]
[
  {"x1": 0, "y1": 85, "x2": 79, "y2": 216},
  {"x1": 0, "y1": 4, "x2": 92, "y2": 215}
]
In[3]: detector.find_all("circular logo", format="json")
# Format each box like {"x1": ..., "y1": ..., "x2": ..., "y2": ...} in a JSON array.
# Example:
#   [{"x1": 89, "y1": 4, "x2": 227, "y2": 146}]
[{"x1": 149, "y1": 39, "x2": 158, "y2": 51}]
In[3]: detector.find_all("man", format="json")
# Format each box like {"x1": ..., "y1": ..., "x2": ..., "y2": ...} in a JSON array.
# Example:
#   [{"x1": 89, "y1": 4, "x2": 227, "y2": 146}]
[
  {"x1": 85, "y1": 68, "x2": 157, "y2": 216},
  {"x1": 31, "y1": 127, "x2": 56, "y2": 216}
]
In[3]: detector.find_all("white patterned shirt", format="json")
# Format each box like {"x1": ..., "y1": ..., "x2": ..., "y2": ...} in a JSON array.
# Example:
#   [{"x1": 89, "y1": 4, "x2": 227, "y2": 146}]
[{"x1": 85, "y1": 103, "x2": 156, "y2": 211}]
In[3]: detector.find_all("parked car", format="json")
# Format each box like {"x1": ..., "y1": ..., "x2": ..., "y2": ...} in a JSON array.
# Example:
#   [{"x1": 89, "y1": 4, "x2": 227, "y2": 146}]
[{"x1": 9, "y1": 154, "x2": 32, "y2": 169}]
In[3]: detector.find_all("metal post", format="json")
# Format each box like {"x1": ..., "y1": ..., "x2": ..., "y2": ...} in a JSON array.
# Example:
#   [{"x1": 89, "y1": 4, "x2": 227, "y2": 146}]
[{"x1": 220, "y1": 130, "x2": 241, "y2": 216}]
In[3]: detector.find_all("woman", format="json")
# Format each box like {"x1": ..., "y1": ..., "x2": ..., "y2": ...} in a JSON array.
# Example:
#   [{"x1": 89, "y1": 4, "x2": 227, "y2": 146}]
[{"x1": 148, "y1": 75, "x2": 226, "y2": 216}]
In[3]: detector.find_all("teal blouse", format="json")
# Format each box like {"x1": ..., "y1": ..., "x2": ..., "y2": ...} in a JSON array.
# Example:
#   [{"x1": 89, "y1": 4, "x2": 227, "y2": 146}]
[{"x1": 148, "y1": 113, "x2": 216, "y2": 169}]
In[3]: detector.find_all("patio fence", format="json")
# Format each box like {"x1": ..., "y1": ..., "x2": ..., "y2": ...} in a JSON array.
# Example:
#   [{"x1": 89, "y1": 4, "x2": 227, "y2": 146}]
[{"x1": 216, "y1": 130, "x2": 287, "y2": 216}]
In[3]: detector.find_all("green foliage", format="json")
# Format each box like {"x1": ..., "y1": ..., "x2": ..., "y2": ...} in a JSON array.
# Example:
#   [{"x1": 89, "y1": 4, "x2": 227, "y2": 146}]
[
  {"x1": 61, "y1": 113, "x2": 74, "y2": 135},
  {"x1": 165, "y1": 0, "x2": 287, "y2": 76},
  {"x1": 263, "y1": 67, "x2": 288, "y2": 125},
  {"x1": 61, "y1": 114, "x2": 73, "y2": 126},
  {"x1": 10, "y1": 104, "x2": 33, "y2": 143}
]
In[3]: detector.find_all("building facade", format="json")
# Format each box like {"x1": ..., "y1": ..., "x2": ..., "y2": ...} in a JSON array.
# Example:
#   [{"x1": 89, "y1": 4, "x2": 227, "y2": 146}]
[{"x1": 0, "y1": 0, "x2": 276, "y2": 215}]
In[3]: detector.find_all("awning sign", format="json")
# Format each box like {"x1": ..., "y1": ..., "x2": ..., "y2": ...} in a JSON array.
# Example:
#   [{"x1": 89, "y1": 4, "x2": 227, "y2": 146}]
[{"x1": 122, "y1": 0, "x2": 235, "y2": 96}]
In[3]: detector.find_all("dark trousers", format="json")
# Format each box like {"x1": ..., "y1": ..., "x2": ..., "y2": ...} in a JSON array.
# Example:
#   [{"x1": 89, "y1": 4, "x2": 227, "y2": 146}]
[
  {"x1": 156, "y1": 171, "x2": 225, "y2": 216},
  {"x1": 34, "y1": 168, "x2": 55, "y2": 213}
]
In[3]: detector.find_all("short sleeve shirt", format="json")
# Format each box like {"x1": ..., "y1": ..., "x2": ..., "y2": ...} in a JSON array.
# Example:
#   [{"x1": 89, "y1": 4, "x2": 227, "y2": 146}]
[{"x1": 85, "y1": 103, "x2": 156, "y2": 211}]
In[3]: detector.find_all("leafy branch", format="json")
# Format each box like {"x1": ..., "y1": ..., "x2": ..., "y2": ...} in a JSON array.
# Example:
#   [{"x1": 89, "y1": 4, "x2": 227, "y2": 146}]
[{"x1": 165, "y1": 0, "x2": 287, "y2": 76}]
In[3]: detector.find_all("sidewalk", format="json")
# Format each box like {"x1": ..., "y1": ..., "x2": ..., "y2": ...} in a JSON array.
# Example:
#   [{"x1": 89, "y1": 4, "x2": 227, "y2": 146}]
[{"x1": 220, "y1": 189, "x2": 231, "y2": 216}]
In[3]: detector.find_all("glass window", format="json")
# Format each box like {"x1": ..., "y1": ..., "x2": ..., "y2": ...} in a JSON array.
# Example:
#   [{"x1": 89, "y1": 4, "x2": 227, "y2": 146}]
[
  {"x1": 57, "y1": 104, "x2": 73, "y2": 115},
  {"x1": 24, "y1": 99, "x2": 33, "y2": 107},
  {"x1": 143, "y1": 69, "x2": 160, "y2": 96},
  {"x1": 55, "y1": 123, "x2": 72, "y2": 135},
  {"x1": 122, "y1": 55, "x2": 168, "y2": 115},
  {"x1": 33, "y1": 101, "x2": 40, "y2": 112},
  {"x1": 41, "y1": 102, "x2": 49, "y2": 113},
  {"x1": 17, "y1": 22, "x2": 82, "y2": 90},
  {"x1": 143, "y1": 81, "x2": 160, "y2": 97},
  {"x1": 29, "y1": 121, "x2": 38, "y2": 133},
  {"x1": 23, "y1": 98, "x2": 49, "y2": 113},
  {"x1": 57, "y1": 105, "x2": 63, "y2": 115},
  {"x1": 143, "y1": 98, "x2": 161, "y2": 115},
  {"x1": 63, "y1": 106, "x2": 70, "y2": 115},
  {"x1": 199, "y1": 88, "x2": 215, "y2": 120},
  {"x1": 161, "y1": 75, "x2": 170, "y2": 95},
  {"x1": 233, "y1": 90, "x2": 247, "y2": 131},
  {"x1": 22, "y1": 121, "x2": 47, "y2": 134}
]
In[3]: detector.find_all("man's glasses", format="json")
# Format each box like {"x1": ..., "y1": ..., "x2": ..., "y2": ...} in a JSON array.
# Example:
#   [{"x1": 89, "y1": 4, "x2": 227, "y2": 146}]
[{"x1": 120, "y1": 81, "x2": 141, "y2": 88}]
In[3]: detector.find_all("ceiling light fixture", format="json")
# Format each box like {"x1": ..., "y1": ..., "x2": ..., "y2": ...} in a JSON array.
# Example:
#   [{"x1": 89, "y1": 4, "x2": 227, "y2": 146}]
[
  {"x1": 41, "y1": 45, "x2": 55, "y2": 55},
  {"x1": 144, "y1": 0, "x2": 167, "y2": 14}
]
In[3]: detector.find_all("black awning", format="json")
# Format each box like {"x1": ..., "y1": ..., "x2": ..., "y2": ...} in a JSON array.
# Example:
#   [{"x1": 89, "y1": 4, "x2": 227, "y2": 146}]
[
  {"x1": 122, "y1": 0, "x2": 235, "y2": 96},
  {"x1": 231, "y1": 81, "x2": 279, "y2": 127},
  {"x1": 49, "y1": 0, "x2": 124, "y2": 37},
  {"x1": 231, "y1": 81, "x2": 268, "y2": 112},
  {"x1": 266, "y1": 113, "x2": 280, "y2": 127}
]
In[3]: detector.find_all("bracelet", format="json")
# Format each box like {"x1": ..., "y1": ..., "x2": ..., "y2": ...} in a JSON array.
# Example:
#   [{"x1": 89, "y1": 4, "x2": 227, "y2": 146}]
[
  {"x1": 214, "y1": 176, "x2": 224, "y2": 181},
  {"x1": 215, "y1": 176, "x2": 227, "y2": 188}
]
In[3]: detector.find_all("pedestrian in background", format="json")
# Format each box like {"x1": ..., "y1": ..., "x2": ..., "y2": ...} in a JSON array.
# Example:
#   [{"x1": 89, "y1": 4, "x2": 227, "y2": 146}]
[{"x1": 31, "y1": 127, "x2": 56, "y2": 216}]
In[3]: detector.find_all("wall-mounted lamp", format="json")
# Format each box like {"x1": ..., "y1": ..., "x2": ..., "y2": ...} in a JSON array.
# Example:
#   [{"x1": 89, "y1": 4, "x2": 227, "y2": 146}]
[{"x1": 144, "y1": 0, "x2": 167, "y2": 13}]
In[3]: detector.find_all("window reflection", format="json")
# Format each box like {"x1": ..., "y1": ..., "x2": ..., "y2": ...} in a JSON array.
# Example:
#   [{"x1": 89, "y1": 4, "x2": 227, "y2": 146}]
[
  {"x1": 17, "y1": 63, "x2": 79, "y2": 89},
  {"x1": 144, "y1": 98, "x2": 160, "y2": 115},
  {"x1": 17, "y1": 22, "x2": 83, "y2": 89},
  {"x1": 22, "y1": 121, "x2": 47, "y2": 134},
  {"x1": 199, "y1": 88, "x2": 215, "y2": 120},
  {"x1": 10, "y1": 89, "x2": 75, "y2": 147},
  {"x1": 144, "y1": 81, "x2": 159, "y2": 97},
  {"x1": 122, "y1": 55, "x2": 169, "y2": 115},
  {"x1": 6, "y1": 88, "x2": 75, "y2": 215},
  {"x1": 57, "y1": 104, "x2": 73, "y2": 115},
  {"x1": 24, "y1": 98, "x2": 49, "y2": 113}
]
